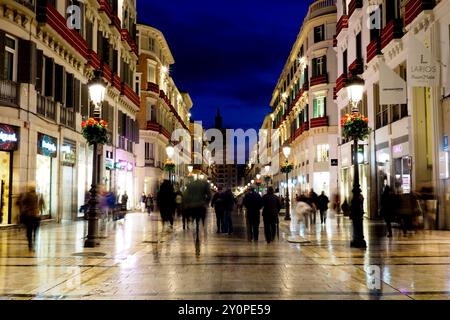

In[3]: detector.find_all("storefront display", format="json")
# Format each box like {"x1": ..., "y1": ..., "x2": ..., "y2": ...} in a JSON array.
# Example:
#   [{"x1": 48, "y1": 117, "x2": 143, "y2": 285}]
[
  {"x1": 61, "y1": 139, "x2": 76, "y2": 221},
  {"x1": 116, "y1": 160, "x2": 134, "y2": 210},
  {"x1": 37, "y1": 133, "x2": 57, "y2": 218},
  {"x1": 0, "y1": 124, "x2": 19, "y2": 225}
]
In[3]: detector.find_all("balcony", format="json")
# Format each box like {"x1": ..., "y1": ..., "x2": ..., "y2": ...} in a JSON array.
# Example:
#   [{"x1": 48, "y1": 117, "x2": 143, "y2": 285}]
[
  {"x1": 0, "y1": 80, "x2": 19, "y2": 107},
  {"x1": 60, "y1": 107, "x2": 75, "y2": 129},
  {"x1": 367, "y1": 37, "x2": 382, "y2": 63},
  {"x1": 336, "y1": 15, "x2": 348, "y2": 36},
  {"x1": 381, "y1": 19, "x2": 404, "y2": 49},
  {"x1": 310, "y1": 74, "x2": 328, "y2": 87},
  {"x1": 348, "y1": 0, "x2": 363, "y2": 18},
  {"x1": 36, "y1": 94, "x2": 56, "y2": 121},
  {"x1": 113, "y1": 74, "x2": 121, "y2": 91},
  {"x1": 121, "y1": 29, "x2": 139, "y2": 56},
  {"x1": 146, "y1": 121, "x2": 172, "y2": 140},
  {"x1": 147, "y1": 82, "x2": 160, "y2": 94},
  {"x1": 310, "y1": 116, "x2": 329, "y2": 128},
  {"x1": 348, "y1": 58, "x2": 364, "y2": 76},
  {"x1": 14, "y1": 0, "x2": 35, "y2": 11},
  {"x1": 301, "y1": 122, "x2": 309, "y2": 132},
  {"x1": 145, "y1": 159, "x2": 155, "y2": 167},
  {"x1": 121, "y1": 83, "x2": 140, "y2": 107},
  {"x1": 87, "y1": 49, "x2": 101, "y2": 70},
  {"x1": 37, "y1": 3, "x2": 88, "y2": 59},
  {"x1": 405, "y1": 0, "x2": 436, "y2": 26},
  {"x1": 336, "y1": 73, "x2": 348, "y2": 94},
  {"x1": 307, "y1": 0, "x2": 337, "y2": 19}
]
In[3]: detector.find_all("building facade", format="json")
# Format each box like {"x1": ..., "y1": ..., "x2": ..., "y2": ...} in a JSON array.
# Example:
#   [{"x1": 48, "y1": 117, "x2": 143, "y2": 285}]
[
  {"x1": 269, "y1": 0, "x2": 339, "y2": 201},
  {"x1": 135, "y1": 23, "x2": 192, "y2": 197},
  {"x1": 0, "y1": 0, "x2": 140, "y2": 225},
  {"x1": 335, "y1": 0, "x2": 450, "y2": 228}
]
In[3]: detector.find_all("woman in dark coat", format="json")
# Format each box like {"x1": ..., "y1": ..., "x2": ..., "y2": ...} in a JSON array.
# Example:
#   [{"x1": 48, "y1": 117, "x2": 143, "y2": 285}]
[{"x1": 157, "y1": 180, "x2": 176, "y2": 230}]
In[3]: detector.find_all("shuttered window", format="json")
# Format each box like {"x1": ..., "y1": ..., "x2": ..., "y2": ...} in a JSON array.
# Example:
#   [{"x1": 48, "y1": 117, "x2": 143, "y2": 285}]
[
  {"x1": 54, "y1": 64, "x2": 64, "y2": 103},
  {"x1": 44, "y1": 57, "x2": 54, "y2": 97},
  {"x1": 36, "y1": 49, "x2": 44, "y2": 93}
]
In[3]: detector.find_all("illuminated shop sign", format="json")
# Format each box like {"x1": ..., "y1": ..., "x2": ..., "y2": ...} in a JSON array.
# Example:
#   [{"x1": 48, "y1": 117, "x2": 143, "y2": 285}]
[
  {"x1": 115, "y1": 160, "x2": 133, "y2": 171},
  {"x1": 0, "y1": 124, "x2": 19, "y2": 151},
  {"x1": 37, "y1": 133, "x2": 57, "y2": 158},
  {"x1": 61, "y1": 139, "x2": 76, "y2": 165}
]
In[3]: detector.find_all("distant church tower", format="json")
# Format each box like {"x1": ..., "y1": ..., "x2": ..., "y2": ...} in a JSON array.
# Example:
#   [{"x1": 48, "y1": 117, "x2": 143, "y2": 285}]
[{"x1": 215, "y1": 108, "x2": 223, "y2": 129}]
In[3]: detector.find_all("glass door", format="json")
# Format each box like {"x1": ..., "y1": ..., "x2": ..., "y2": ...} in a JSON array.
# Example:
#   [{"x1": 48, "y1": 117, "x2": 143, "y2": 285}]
[
  {"x1": 36, "y1": 154, "x2": 52, "y2": 218},
  {"x1": 0, "y1": 151, "x2": 11, "y2": 225}
]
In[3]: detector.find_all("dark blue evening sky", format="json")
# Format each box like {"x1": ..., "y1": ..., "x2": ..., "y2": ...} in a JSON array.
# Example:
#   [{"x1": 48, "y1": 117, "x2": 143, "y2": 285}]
[{"x1": 137, "y1": 0, "x2": 310, "y2": 130}]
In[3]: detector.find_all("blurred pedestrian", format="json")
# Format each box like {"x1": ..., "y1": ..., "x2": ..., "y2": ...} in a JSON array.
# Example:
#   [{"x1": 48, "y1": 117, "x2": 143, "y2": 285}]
[
  {"x1": 183, "y1": 179, "x2": 212, "y2": 240},
  {"x1": 211, "y1": 187, "x2": 225, "y2": 233},
  {"x1": 175, "y1": 190, "x2": 183, "y2": 218},
  {"x1": 222, "y1": 188, "x2": 236, "y2": 235},
  {"x1": 120, "y1": 191, "x2": 128, "y2": 212},
  {"x1": 262, "y1": 187, "x2": 281, "y2": 244},
  {"x1": 243, "y1": 186, "x2": 263, "y2": 241},
  {"x1": 157, "y1": 180, "x2": 176, "y2": 230},
  {"x1": 309, "y1": 189, "x2": 318, "y2": 224},
  {"x1": 145, "y1": 194, "x2": 154, "y2": 214},
  {"x1": 17, "y1": 186, "x2": 43, "y2": 251},
  {"x1": 380, "y1": 185, "x2": 394, "y2": 237},
  {"x1": 140, "y1": 192, "x2": 147, "y2": 213},
  {"x1": 317, "y1": 191, "x2": 329, "y2": 224}
]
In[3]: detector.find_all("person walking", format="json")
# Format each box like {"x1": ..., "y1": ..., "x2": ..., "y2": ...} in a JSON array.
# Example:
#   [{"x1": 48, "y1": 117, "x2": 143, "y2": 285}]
[
  {"x1": 120, "y1": 192, "x2": 128, "y2": 212},
  {"x1": 211, "y1": 187, "x2": 225, "y2": 233},
  {"x1": 157, "y1": 180, "x2": 176, "y2": 230},
  {"x1": 262, "y1": 187, "x2": 281, "y2": 244},
  {"x1": 243, "y1": 186, "x2": 263, "y2": 242},
  {"x1": 145, "y1": 194, "x2": 154, "y2": 215},
  {"x1": 309, "y1": 189, "x2": 318, "y2": 224},
  {"x1": 140, "y1": 192, "x2": 147, "y2": 213},
  {"x1": 175, "y1": 190, "x2": 183, "y2": 218},
  {"x1": 222, "y1": 188, "x2": 236, "y2": 235},
  {"x1": 380, "y1": 185, "x2": 394, "y2": 237},
  {"x1": 317, "y1": 191, "x2": 330, "y2": 224},
  {"x1": 183, "y1": 179, "x2": 212, "y2": 253},
  {"x1": 17, "y1": 186, "x2": 43, "y2": 251}
]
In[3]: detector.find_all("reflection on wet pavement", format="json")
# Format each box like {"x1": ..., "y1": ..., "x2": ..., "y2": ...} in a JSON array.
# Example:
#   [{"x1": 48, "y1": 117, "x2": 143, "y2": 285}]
[{"x1": 1, "y1": 210, "x2": 450, "y2": 300}]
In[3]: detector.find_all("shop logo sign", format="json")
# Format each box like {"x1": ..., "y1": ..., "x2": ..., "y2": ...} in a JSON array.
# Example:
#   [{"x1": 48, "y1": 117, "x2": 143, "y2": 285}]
[
  {"x1": 42, "y1": 140, "x2": 56, "y2": 152},
  {"x1": 407, "y1": 36, "x2": 440, "y2": 87},
  {"x1": 66, "y1": 5, "x2": 81, "y2": 30},
  {"x1": 38, "y1": 133, "x2": 57, "y2": 158},
  {"x1": 0, "y1": 132, "x2": 17, "y2": 143}
]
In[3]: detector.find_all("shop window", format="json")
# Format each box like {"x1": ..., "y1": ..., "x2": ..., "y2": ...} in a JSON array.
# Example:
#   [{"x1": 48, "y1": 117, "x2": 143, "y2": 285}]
[
  {"x1": 3, "y1": 35, "x2": 17, "y2": 81},
  {"x1": 316, "y1": 144, "x2": 329, "y2": 162},
  {"x1": 313, "y1": 96, "x2": 326, "y2": 118}
]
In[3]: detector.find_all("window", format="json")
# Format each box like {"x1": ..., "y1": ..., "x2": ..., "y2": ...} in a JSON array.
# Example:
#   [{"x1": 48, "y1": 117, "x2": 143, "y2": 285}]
[
  {"x1": 342, "y1": 50, "x2": 348, "y2": 75},
  {"x1": 145, "y1": 142, "x2": 154, "y2": 161},
  {"x1": 314, "y1": 25, "x2": 325, "y2": 43},
  {"x1": 313, "y1": 96, "x2": 326, "y2": 118},
  {"x1": 356, "y1": 32, "x2": 362, "y2": 60},
  {"x1": 316, "y1": 144, "x2": 329, "y2": 162},
  {"x1": 149, "y1": 38, "x2": 155, "y2": 52},
  {"x1": 342, "y1": 0, "x2": 347, "y2": 15},
  {"x1": 312, "y1": 56, "x2": 327, "y2": 77},
  {"x1": 3, "y1": 35, "x2": 17, "y2": 81}
]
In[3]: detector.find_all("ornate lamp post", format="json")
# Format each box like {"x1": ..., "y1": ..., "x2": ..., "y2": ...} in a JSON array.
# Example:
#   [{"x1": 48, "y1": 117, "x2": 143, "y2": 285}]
[
  {"x1": 344, "y1": 75, "x2": 367, "y2": 249},
  {"x1": 165, "y1": 144, "x2": 175, "y2": 184},
  {"x1": 84, "y1": 71, "x2": 107, "y2": 248},
  {"x1": 282, "y1": 146, "x2": 292, "y2": 221}
]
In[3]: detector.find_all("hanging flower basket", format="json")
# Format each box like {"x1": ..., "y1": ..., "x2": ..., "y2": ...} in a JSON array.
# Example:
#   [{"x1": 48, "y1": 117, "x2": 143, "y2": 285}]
[
  {"x1": 341, "y1": 113, "x2": 370, "y2": 141},
  {"x1": 81, "y1": 118, "x2": 108, "y2": 145},
  {"x1": 280, "y1": 163, "x2": 293, "y2": 174},
  {"x1": 164, "y1": 162, "x2": 175, "y2": 172}
]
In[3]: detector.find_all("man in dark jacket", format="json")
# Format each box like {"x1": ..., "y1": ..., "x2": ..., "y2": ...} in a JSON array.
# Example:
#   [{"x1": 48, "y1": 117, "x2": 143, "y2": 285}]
[
  {"x1": 211, "y1": 187, "x2": 225, "y2": 233},
  {"x1": 262, "y1": 187, "x2": 281, "y2": 244},
  {"x1": 309, "y1": 189, "x2": 318, "y2": 224},
  {"x1": 157, "y1": 180, "x2": 176, "y2": 230},
  {"x1": 243, "y1": 187, "x2": 263, "y2": 241},
  {"x1": 221, "y1": 188, "x2": 236, "y2": 235},
  {"x1": 317, "y1": 191, "x2": 329, "y2": 224}
]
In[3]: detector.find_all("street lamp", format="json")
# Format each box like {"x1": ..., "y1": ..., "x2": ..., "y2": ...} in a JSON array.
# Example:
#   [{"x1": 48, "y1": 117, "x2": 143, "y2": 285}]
[
  {"x1": 166, "y1": 144, "x2": 175, "y2": 184},
  {"x1": 282, "y1": 145, "x2": 292, "y2": 221},
  {"x1": 345, "y1": 75, "x2": 367, "y2": 249},
  {"x1": 85, "y1": 70, "x2": 107, "y2": 248}
]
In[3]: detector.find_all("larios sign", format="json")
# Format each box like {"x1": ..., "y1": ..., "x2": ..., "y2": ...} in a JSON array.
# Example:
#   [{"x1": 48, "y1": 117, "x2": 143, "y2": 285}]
[
  {"x1": 37, "y1": 133, "x2": 58, "y2": 158},
  {"x1": 407, "y1": 36, "x2": 440, "y2": 87},
  {"x1": 0, "y1": 124, "x2": 19, "y2": 151}
]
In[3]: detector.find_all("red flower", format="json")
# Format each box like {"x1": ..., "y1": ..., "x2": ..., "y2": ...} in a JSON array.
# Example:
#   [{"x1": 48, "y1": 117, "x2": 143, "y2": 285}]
[{"x1": 81, "y1": 121, "x2": 86, "y2": 128}]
